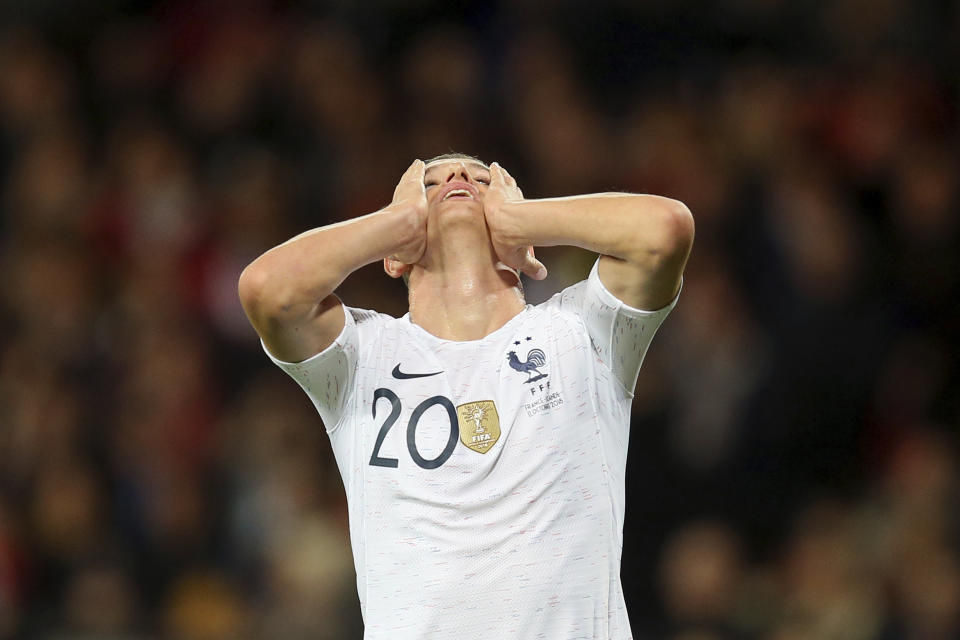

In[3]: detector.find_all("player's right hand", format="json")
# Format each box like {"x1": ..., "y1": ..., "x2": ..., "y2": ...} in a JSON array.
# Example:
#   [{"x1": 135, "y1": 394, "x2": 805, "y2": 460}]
[{"x1": 388, "y1": 159, "x2": 429, "y2": 265}]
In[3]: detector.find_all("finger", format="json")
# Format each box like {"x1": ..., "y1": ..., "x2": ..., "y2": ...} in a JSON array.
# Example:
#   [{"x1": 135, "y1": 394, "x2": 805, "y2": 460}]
[
  {"x1": 490, "y1": 162, "x2": 503, "y2": 185},
  {"x1": 500, "y1": 165, "x2": 518, "y2": 188},
  {"x1": 402, "y1": 159, "x2": 423, "y2": 181},
  {"x1": 518, "y1": 250, "x2": 547, "y2": 281},
  {"x1": 500, "y1": 166, "x2": 522, "y2": 198},
  {"x1": 395, "y1": 160, "x2": 422, "y2": 198}
]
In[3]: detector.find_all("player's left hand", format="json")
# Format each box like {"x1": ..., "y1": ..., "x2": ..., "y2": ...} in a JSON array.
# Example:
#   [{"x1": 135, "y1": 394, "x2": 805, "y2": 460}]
[{"x1": 484, "y1": 163, "x2": 548, "y2": 281}]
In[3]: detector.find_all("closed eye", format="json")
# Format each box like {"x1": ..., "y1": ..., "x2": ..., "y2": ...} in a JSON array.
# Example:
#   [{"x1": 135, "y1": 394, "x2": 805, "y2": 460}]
[{"x1": 424, "y1": 181, "x2": 438, "y2": 187}]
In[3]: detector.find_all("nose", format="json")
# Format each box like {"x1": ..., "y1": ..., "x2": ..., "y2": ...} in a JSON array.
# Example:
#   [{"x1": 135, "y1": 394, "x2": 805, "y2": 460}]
[{"x1": 444, "y1": 162, "x2": 472, "y2": 183}]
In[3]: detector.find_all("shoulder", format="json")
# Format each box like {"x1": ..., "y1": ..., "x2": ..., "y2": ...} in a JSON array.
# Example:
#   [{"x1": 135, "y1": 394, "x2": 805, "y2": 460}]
[
  {"x1": 532, "y1": 281, "x2": 594, "y2": 343},
  {"x1": 534, "y1": 271, "x2": 598, "y2": 323},
  {"x1": 266, "y1": 303, "x2": 397, "y2": 368},
  {"x1": 347, "y1": 305, "x2": 396, "y2": 327},
  {"x1": 343, "y1": 305, "x2": 403, "y2": 345}
]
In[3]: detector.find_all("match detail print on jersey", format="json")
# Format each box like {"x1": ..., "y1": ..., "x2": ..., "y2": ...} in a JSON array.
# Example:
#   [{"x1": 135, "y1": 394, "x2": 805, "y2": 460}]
[
  {"x1": 456, "y1": 400, "x2": 500, "y2": 453},
  {"x1": 506, "y1": 336, "x2": 548, "y2": 384},
  {"x1": 506, "y1": 336, "x2": 564, "y2": 416}
]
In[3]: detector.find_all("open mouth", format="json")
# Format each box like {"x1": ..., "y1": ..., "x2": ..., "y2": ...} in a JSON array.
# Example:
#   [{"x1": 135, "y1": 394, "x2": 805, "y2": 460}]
[{"x1": 442, "y1": 189, "x2": 474, "y2": 201}]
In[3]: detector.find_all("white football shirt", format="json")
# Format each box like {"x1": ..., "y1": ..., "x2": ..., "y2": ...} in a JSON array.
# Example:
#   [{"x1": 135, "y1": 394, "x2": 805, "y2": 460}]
[{"x1": 265, "y1": 259, "x2": 678, "y2": 639}]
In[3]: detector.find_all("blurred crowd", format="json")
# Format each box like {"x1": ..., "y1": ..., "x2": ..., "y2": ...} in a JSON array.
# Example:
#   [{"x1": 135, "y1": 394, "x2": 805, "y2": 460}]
[{"x1": 0, "y1": 0, "x2": 958, "y2": 638}]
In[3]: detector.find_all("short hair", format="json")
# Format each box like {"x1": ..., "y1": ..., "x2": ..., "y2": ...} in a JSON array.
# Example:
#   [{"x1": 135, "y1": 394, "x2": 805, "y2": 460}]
[{"x1": 424, "y1": 152, "x2": 489, "y2": 169}]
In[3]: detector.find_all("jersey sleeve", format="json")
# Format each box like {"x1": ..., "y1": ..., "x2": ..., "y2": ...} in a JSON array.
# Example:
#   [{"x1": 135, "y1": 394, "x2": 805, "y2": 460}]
[
  {"x1": 553, "y1": 258, "x2": 680, "y2": 394},
  {"x1": 261, "y1": 301, "x2": 375, "y2": 432}
]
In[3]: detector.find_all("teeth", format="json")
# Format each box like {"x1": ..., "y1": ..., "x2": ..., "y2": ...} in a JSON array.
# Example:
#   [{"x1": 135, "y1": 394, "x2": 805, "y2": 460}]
[{"x1": 443, "y1": 189, "x2": 473, "y2": 201}]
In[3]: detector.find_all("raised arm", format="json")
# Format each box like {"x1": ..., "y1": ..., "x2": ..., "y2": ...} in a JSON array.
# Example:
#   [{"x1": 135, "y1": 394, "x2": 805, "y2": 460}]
[
  {"x1": 484, "y1": 163, "x2": 694, "y2": 310},
  {"x1": 238, "y1": 160, "x2": 428, "y2": 362}
]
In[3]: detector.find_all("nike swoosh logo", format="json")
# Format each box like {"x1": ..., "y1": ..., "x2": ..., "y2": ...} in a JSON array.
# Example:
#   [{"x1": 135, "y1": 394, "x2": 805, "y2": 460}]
[{"x1": 392, "y1": 364, "x2": 443, "y2": 379}]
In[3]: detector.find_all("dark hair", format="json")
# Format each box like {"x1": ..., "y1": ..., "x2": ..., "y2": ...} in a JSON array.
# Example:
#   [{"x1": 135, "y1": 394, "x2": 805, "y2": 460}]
[{"x1": 424, "y1": 152, "x2": 489, "y2": 168}]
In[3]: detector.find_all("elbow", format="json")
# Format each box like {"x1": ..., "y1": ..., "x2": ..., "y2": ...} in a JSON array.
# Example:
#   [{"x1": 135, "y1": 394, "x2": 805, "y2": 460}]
[
  {"x1": 239, "y1": 262, "x2": 299, "y2": 332},
  {"x1": 238, "y1": 258, "x2": 333, "y2": 330},
  {"x1": 238, "y1": 260, "x2": 298, "y2": 327},
  {"x1": 238, "y1": 262, "x2": 272, "y2": 322},
  {"x1": 661, "y1": 199, "x2": 695, "y2": 257},
  {"x1": 626, "y1": 197, "x2": 694, "y2": 264}
]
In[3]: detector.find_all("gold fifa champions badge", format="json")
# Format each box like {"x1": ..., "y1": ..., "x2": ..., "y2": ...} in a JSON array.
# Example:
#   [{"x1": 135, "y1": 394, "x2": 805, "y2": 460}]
[{"x1": 456, "y1": 400, "x2": 500, "y2": 454}]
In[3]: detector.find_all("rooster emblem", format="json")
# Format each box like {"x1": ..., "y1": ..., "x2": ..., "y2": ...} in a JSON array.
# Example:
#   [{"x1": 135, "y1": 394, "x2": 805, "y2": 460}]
[{"x1": 507, "y1": 348, "x2": 548, "y2": 383}]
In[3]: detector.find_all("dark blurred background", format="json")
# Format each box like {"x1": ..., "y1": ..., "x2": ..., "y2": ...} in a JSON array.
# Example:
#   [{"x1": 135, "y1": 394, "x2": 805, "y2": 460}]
[{"x1": 0, "y1": 0, "x2": 958, "y2": 638}]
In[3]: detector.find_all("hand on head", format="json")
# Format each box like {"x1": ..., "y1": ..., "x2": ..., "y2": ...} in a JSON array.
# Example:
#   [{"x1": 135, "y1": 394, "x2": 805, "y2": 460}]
[
  {"x1": 385, "y1": 157, "x2": 547, "y2": 283},
  {"x1": 484, "y1": 162, "x2": 548, "y2": 281},
  {"x1": 385, "y1": 159, "x2": 429, "y2": 272}
]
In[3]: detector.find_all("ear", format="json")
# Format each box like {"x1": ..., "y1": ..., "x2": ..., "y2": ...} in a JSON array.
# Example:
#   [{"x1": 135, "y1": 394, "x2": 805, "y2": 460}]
[{"x1": 384, "y1": 257, "x2": 410, "y2": 279}]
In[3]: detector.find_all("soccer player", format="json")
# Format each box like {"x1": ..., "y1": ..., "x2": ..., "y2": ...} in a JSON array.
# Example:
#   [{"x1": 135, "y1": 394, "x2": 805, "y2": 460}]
[{"x1": 238, "y1": 154, "x2": 693, "y2": 639}]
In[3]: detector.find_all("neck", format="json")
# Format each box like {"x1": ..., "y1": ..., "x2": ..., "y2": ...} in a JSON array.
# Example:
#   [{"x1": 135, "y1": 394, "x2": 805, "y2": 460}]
[{"x1": 407, "y1": 240, "x2": 525, "y2": 341}]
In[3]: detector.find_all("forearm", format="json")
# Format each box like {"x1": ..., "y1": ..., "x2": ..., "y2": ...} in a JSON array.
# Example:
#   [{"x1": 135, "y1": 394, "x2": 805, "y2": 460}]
[
  {"x1": 239, "y1": 203, "x2": 417, "y2": 323},
  {"x1": 498, "y1": 193, "x2": 692, "y2": 263}
]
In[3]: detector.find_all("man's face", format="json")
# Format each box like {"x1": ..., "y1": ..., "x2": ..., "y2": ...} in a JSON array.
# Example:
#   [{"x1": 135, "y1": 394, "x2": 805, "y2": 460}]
[
  {"x1": 423, "y1": 159, "x2": 491, "y2": 216},
  {"x1": 389, "y1": 157, "x2": 524, "y2": 286},
  {"x1": 418, "y1": 158, "x2": 524, "y2": 286}
]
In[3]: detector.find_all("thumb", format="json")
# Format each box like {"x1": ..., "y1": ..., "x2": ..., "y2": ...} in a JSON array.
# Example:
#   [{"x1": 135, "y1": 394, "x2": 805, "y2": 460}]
[{"x1": 518, "y1": 250, "x2": 547, "y2": 281}]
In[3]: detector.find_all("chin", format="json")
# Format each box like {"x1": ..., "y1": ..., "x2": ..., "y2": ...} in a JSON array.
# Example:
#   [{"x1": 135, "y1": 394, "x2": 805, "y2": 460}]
[
  {"x1": 438, "y1": 198, "x2": 482, "y2": 213},
  {"x1": 428, "y1": 214, "x2": 491, "y2": 250},
  {"x1": 434, "y1": 204, "x2": 485, "y2": 226}
]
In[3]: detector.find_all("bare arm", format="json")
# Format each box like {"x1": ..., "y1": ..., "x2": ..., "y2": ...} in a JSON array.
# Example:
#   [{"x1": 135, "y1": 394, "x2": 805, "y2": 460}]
[
  {"x1": 485, "y1": 164, "x2": 694, "y2": 310},
  {"x1": 238, "y1": 160, "x2": 428, "y2": 362}
]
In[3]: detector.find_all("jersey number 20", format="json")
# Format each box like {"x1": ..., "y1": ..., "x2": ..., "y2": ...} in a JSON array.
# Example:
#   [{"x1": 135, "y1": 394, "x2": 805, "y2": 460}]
[{"x1": 369, "y1": 388, "x2": 459, "y2": 469}]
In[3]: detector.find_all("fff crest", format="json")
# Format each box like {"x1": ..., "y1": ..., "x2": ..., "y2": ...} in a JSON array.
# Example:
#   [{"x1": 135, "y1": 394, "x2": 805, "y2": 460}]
[{"x1": 456, "y1": 400, "x2": 500, "y2": 454}]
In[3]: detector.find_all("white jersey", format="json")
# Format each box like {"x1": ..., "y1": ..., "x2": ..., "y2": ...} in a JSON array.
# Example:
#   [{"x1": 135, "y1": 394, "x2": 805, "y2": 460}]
[{"x1": 266, "y1": 260, "x2": 677, "y2": 640}]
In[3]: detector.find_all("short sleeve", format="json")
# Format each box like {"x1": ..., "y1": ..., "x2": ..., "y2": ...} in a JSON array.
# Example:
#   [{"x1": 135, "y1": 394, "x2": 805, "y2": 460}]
[
  {"x1": 262, "y1": 304, "x2": 362, "y2": 432},
  {"x1": 553, "y1": 258, "x2": 680, "y2": 394}
]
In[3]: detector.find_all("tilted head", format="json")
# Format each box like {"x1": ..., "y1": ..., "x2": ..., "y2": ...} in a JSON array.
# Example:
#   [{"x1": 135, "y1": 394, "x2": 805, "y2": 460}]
[{"x1": 389, "y1": 152, "x2": 526, "y2": 290}]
